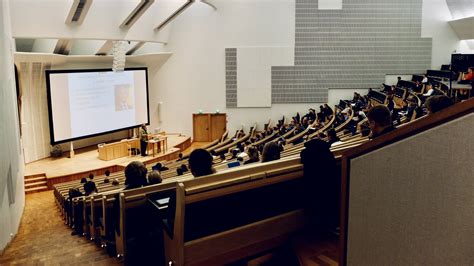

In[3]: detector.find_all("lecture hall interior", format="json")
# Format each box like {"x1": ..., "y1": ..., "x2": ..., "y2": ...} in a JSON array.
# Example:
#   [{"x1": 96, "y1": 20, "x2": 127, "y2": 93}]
[{"x1": 0, "y1": 0, "x2": 473, "y2": 265}]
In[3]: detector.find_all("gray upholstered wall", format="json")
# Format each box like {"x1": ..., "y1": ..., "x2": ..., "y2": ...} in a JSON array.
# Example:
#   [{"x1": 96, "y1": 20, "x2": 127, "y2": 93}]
[
  {"x1": 347, "y1": 113, "x2": 474, "y2": 265},
  {"x1": 226, "y1": 0, "x2": 432, "y2": 106}
]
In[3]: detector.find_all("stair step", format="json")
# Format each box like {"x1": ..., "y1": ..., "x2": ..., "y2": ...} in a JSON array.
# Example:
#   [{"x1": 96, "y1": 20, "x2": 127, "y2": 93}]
[
  {"x1": 24, "y1": 176, "x2": 47, "y2": 183},
  {"x1": 25, "y1": 186, "x2": 49, "y2": 194},
  {"x1": 25, "y1": 181, "x2": 47, "y2": 188},
  {"x1": 24, "y1": 173, "x2": 46, "y2": 179}
]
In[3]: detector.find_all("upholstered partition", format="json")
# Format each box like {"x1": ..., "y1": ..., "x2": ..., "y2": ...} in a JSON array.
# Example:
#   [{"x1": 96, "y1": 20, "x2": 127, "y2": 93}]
[{"x1": 345, "y1": 113, "x2": 474, "y2": 265}]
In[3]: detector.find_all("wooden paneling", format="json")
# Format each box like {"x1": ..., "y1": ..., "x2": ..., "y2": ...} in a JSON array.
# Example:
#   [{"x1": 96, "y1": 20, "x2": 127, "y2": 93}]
[
  {"x1": 210, "y1": 114, "x2": 227, "y2": 141},
  {"x1": 193, "y1": 113, "x2": 227, "y2": 142},
  {"x1": 193, "y1": 114, "x2": 211, "y2": 142}
]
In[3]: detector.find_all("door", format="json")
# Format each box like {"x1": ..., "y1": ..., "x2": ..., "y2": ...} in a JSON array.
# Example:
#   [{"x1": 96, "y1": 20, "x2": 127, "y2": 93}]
[
  {"x1": 210, "y1": 114, "x2": 227, "y2": 141},
  {"x1": 193, "y1": 114, "x2": 210, "y2": 142}
]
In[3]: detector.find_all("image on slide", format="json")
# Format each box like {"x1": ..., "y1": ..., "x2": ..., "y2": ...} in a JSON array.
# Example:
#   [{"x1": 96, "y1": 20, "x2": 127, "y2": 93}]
[{"x1": 115, "y1": 84, "x2": 134, "y2": 111}]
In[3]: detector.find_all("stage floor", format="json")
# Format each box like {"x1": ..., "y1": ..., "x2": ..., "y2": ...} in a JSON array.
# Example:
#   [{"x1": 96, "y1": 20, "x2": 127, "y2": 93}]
[{"x1": 25, "y1": 134, "x2": 192, "y2": 179}]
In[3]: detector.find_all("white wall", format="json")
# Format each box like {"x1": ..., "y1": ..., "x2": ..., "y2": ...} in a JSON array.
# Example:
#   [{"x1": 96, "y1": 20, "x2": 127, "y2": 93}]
[
  {"x1": 0, "y1": 0, "x2": 25, "y2": 253},
  {"x1": 421, "y1": 0, "x2": 471, "y2": 68},
  {"x1": 149, "y1": 0, "x2": 305, "y2": 136}
]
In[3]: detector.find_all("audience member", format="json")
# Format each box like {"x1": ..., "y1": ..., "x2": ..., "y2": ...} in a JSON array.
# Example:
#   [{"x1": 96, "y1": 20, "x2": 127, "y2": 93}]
[
  {"x1": 422, "y1": 84, "x2": 434, "y2": 97},
  {"x1": 83, "y1": 181, "x2": 98, "y2": 196},
  {"x1": 326, "y1": 129, "x2": 340, "y2": 146},
  {"x1": 80, "y1": 177, "x2": 87, "y2": 184},
  {"x1": 220, "y1": 154, "x2": 227, "y2": 163},
  {"x1": 124, "y1": 161, "x2": 148, "y2": 189},
  {"x1": 180, "y1": 164, "x2": 189, "y2": 173},
  {"x1": 177, "y1": 168, "x2": 183, "y2": 176},
  {"x1": 177, "y1": 153, "x2": 184, "y2": 161},
  {"x1": 88, "y1": 173, "x2": 94, "y2": 180},
  {"x1": 421, "y1": 74, "x2": 428, "y2": 84},
  {"x1": 188, "y1": 149, "x2": 215, "y2": 177},
  {"x1": 425, "y1": 95, "x2": 453, "y2": 114},
  {"x1": 244, "y1": 146, "x2": 260, "y2": 165},
  {"x1": 147, "y1": 170, "x2": 162, "y2": 185},
  {"x1": 104, "y1": 170, "x2": 111, "y2": 183},
  {"x1": 112, "y1": 178, "x2": 120, "y2": 186},
  {"x1": 367, "y1": 105, "x2": 396, "y2": 139},
  {"x1": 261, "y1": 142, "x2": 281, "y2": 163},
  {"x1": 300, "y1": 139, "x2": 339, "y2": 233}
]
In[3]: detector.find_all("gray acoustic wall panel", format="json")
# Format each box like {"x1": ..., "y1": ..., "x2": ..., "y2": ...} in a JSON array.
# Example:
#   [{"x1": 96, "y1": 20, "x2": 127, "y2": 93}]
[
  {"x1": 225, "y1": 48, "x2": 237, "y2": 108},
  {"x1": 226, "y1": 0, "x2": 432, "y2": 105}
]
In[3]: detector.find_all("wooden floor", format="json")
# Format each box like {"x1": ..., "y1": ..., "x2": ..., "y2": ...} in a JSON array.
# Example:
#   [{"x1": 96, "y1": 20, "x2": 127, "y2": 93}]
[{"x1": 0, "y1": 190, "x2": 121, "y2": 265}]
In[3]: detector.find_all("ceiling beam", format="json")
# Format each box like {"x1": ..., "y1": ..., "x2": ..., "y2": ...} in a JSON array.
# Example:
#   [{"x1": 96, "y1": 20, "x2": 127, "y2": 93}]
[
  {"x1": 126, "y1": 42, "x2": 146, "y2": 55},
  {"x1": 120, "y1": 0, "x2": 155, "y2": 29},
  {"x1": 65, "y1": 0, "x2": 93, "y2": 25},
  {"x1": 154, "y1": 0, "x2": 195, "y2": 31},
  {"x1": 53, "y1": 39, "x2": 73, "y2": 55},
  {"x1": 95, "y1": 40, "x2": 113, "y2": 56},
  {"x1": 448, "y1": 16, "x2": 474, "y2": 40}
]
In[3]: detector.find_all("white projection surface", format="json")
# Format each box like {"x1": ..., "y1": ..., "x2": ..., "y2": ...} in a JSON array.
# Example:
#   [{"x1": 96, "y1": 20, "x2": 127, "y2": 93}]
[{"x1": 47, "y1": 69, "x2": 149, "y2": 143}]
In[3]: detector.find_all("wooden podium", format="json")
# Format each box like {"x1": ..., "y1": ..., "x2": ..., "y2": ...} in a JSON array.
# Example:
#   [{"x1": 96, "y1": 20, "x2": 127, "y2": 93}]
[
  {"x1": 98, "y1": 139, "x2": 139, "y2": 161},
  {"x1": 193, "y1": 113, "x2": 227, "y2": 142}
]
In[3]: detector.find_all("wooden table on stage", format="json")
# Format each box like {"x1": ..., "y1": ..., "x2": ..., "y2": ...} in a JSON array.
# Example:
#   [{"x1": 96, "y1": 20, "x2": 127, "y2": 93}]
[
  {"x1": 98, "y1": 139, "x2": 140, "y2": 161},
  {"x1": 147, "y1": 136, "x2": 168, "y2": 157}
]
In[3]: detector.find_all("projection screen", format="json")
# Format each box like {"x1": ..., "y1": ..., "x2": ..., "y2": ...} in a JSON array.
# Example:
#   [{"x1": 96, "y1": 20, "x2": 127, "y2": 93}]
[{"x1": 46, "y1": 68, "x2": 149, "y2": 145}]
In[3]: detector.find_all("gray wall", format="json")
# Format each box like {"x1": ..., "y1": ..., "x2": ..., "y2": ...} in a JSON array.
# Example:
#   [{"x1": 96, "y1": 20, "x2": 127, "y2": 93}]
[
  {"x1": 347, "y1": 114, "x2": 474, "y2": 265},
  {"x1": 0, "y1": 0, "x2": 25, "y2": 253},
  {"x1": 226, "y1": 0, "x2": 432, "y2": 106}
]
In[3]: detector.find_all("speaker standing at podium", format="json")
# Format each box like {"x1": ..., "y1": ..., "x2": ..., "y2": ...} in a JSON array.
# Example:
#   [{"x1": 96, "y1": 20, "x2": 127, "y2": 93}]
[{"x1": 139, "y1": 124, "x2": 148, "y2": 156}]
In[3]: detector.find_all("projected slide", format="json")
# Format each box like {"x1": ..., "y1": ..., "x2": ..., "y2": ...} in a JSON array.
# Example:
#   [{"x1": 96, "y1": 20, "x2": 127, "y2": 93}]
[{"x1": 47, "y1": 68, "x2": 149, "y2": 144}]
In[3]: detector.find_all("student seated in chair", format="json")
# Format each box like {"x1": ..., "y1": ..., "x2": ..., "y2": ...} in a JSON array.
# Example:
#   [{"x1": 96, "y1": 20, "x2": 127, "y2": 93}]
[
  {"x1": 188, "y1": 149, "x2": 215, "y2": 177},
  {"x1": 83, "y1": 181, "x2": 98, "y2": 196},
  {"x1": 124, "y1": 161, "x2": 148, "y2": 190},
  {"x1": 261, "y1": 142, "x2": 281, "y2": 163},
  {"x1": 425, "y1": 95, "x2": 453, "y2": 114},
  {"x1": 147, "y1": 170, "x2": 162, "y2": 185},
  {"x1": 244, "y1": 146, "x2": 260, "y2": 165},
  {"x1": 367, "y1": 105, "x2": 396, "y2": 139}
]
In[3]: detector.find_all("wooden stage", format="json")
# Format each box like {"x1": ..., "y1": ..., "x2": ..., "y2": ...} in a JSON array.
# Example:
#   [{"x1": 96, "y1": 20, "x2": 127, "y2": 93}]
[{"x1": 25, "y1": 134, "x2": 192, "y2": 188}]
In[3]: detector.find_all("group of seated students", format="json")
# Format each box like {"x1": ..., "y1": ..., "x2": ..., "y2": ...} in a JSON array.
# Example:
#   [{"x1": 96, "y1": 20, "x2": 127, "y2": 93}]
[{"x1": 58, "y1": 70, "x2": 466, "y2": 263}]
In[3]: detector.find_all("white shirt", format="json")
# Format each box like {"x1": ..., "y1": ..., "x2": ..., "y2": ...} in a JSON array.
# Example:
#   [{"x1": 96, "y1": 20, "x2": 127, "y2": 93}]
[{"x1": 423, "y1": 88, "x2": 434, "y2": 96}]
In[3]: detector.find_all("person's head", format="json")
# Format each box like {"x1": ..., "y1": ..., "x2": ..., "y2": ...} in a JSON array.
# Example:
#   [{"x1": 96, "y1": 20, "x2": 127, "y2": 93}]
[
  {"x1": 124, "y1": 161, "x2": 148, "y2": 189},
  {"x1": 425, "y1": 95, "x2": 453, "y2": 114},
  {"x1": 247, "y1": 146, "x2": 259, "y2": 161},
  {"x1": 327, "y1": 129, "x2": 338, "y2": 141},
  {"x1": 178, "y1": 153, "x2": 183, "y2": 159},
  {"x1": 83, "y1": 181, "x2": 97, "y2": 196},
  {"x1": 397, "y1": 76, "x2": 401, "y2": 81},
  {"x1": 220, "y1": 154, "x2": 226, "y2": 161},
  {"x1": 231, "y1": 149, "x2": 239, "y2": 158},
  {"x1": 468, "y1": 67, "x2": 473, "y2": 73},
  {"x1": 80, "y1": 177, "x2": 87, "y2": 184},
  {"x1": 148, "y1": 170, "x2": 162, "y2": 185},
  {"x1": 188, "y1": 149, "x2": 214, "y2": 177},
  {"x1": 367, "y1": 105, "x2": 392, "y2": 136},
  {"x1": 105, "y1": 170, "x2": 110, "y2": 177},
  {"x1": 88, "y1": 173, "x2": 94, "y2": 180},
  {"x1": 261, "y1": 142, "x2": 281, "y2": 163},
  {"x1": 180, "y1": 164, "x2": 188, "y2": 172}
]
